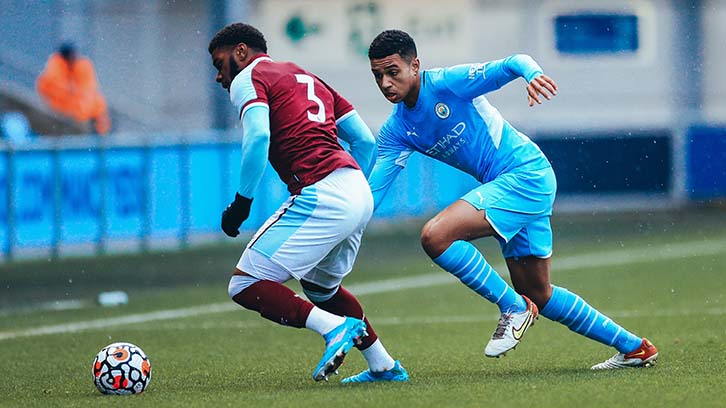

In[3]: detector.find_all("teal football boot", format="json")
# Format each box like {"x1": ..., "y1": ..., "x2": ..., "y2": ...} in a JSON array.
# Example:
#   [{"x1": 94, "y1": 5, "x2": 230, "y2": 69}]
[
  {"x1": 341, "y1": 360, "x2": 409, "y2": 383},
  {"x1": 313, "y1": 317, "x2": 367, "y2": 381}
]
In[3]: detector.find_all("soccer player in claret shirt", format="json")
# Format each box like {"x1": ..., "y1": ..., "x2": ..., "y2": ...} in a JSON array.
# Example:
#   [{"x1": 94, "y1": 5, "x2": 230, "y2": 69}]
[
  {"x1": 362, "y1": 29, "x2": 658, "y2": 371},
  {"x1": 208, "y1": 23, "x2": 408, "y2": 383}
]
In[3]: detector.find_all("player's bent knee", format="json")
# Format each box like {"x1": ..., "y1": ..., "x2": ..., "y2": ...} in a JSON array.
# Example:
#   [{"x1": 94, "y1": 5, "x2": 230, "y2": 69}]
[
  {"x1": 301, "y1": 280, "x2": 339, "y2": 303},
  {"x1": 303, "y1": 286, "x2": 339, "y2": 303},
  {"x1": 420, "y1": 219, "x2": 452, "y2": 259},
  {"x1": 228, "y1": 274, "x2": 260, "y2": 299}
]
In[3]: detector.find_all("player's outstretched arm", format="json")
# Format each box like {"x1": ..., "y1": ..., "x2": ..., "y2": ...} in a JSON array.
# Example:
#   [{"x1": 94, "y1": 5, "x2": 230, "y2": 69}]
[
  {"x1": 337, "y1": 111, "x2": 377, "y2": 177},
  {"x1": 443, "y1": 54, "x2": 553, "y2": 100},
  {"x1": 368, "y1": 153, "x2": 404, "y2": 213},
  {"x1": 368, "y1": 125, "x2": 411, "y2": 212},
  {"x1": 498, "y1": 54, "x2": 558, "y2": 107}
]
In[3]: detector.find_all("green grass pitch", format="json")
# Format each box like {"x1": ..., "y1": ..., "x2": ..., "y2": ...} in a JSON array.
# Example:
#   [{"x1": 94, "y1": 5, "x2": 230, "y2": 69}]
[{"x1": 1, "y1": 209, "x2": 725, "y2": 407}]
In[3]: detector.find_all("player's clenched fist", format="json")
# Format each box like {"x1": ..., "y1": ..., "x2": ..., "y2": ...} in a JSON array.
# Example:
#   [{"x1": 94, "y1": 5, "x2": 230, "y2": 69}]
[{"x1": 221, "y1": 194, "x2": 253, "y2": 237}]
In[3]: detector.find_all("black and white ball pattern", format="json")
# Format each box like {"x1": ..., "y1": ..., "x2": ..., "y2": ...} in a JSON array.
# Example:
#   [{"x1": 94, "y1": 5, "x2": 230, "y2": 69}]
[{"x1": 92, "y1": 342, "x2": 151, "y2": 395}]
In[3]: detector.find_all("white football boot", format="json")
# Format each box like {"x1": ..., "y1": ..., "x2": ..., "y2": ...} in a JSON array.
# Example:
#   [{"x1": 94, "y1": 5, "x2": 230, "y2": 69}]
[
  {"x1": 591, "y1": 338, "x2": 658, "y2": 370},
  {"x1": 485, "y1": 295, "x2": 538, "y2": 358}
]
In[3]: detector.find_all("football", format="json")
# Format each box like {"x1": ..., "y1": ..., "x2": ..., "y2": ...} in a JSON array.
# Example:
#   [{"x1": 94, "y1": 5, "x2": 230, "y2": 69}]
[{"x1": 92, "y1": 342, "x2": 152, "y2": 395}]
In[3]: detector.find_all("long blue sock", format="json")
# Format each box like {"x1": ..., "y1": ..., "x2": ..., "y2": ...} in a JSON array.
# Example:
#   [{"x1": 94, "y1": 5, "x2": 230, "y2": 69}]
[
  {"x1": 540, "y1": 286, "x2": 642, "y2": 353},
  {"x1": 433, "y1": 241, "x2": 525, "y2": 313}
]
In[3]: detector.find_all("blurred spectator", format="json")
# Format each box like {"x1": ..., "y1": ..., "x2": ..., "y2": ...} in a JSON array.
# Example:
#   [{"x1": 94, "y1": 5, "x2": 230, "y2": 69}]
[
  {"x1": 36, "y1": 42, "x2": 111, "y2": 135},
  {"x1": 0, "y1": 111, "x2": 35, "y2": 144}
]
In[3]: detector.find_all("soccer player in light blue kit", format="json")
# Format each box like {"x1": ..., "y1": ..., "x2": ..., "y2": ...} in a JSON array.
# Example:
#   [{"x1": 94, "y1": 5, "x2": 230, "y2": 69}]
[{"x1": 343, "y1": 30, "x2": 658, "y2": 380}]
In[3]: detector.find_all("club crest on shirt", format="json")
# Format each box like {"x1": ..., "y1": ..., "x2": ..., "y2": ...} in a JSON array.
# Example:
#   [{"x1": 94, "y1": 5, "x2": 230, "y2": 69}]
[{"x1": 434, "y1": 102, "x2": 450, "y2": 119}]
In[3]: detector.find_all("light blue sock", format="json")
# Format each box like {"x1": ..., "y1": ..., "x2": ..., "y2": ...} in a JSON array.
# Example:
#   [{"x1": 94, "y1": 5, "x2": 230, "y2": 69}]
[
  {"x1": 433, "y1": 240, "x2": 525, "y2": 313},
  {"x1": 540, "y1": 286, "x2": 642, "y2": 353}
]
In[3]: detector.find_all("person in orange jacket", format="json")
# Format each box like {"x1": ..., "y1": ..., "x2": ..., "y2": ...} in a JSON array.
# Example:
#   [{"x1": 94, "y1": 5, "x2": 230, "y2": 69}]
[{"x1": 37, "y1": 42, "x2": 111, "y2": 135}]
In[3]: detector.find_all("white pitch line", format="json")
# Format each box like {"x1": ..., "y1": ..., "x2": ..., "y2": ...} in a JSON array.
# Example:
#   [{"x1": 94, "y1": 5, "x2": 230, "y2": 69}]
[
  {"x1": 0, "y1": 299, "x2": 90, "y2": 317},
  {"x1": 1, "y1": 237, "x2": 725, "y2": 341}
]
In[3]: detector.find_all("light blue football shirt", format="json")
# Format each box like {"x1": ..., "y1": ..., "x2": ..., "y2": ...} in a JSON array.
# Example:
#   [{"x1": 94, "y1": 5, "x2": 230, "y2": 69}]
[{"x1": 369, "y1": 54, "x2": 552, "y2": 208}]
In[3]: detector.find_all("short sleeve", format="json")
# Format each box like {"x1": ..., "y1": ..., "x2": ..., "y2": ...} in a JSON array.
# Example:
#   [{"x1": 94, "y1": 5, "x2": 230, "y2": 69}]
[{"x1": 229, "y1": 67, "x2": 269, "y2": 119}]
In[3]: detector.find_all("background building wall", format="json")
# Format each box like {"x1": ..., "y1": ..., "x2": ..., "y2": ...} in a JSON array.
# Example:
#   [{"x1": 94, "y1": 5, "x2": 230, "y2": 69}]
[
  {"x1": 703, "y1": 0, "x2": 726, "y2": 123},
  {"x1": 2, "y1": 0, "x2": 723, "y2": 133}
]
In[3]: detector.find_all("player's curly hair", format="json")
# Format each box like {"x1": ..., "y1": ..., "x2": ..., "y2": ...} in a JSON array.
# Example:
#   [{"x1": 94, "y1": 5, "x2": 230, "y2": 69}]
[
  {"x1": 368, "y1": 30, "x2": 417, "y2": 62},
  {"x1": 208, "y1": 23, "x2": 268, "y2": 54}
]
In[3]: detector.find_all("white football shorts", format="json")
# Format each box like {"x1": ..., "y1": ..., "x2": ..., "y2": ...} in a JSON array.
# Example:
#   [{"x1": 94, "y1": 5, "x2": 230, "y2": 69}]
[{"x1": 237, "y1": 167, "x2": 373, "y2": 289}]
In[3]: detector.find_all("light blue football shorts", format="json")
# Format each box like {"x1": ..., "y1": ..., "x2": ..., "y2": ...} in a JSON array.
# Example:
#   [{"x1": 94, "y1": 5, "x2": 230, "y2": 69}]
[
  {"x1": 237, "y1": 167, "x2": 373, "y2": 289},
  {"x1": 461, "y1": 166, "x2": 557, "y2": 259}
]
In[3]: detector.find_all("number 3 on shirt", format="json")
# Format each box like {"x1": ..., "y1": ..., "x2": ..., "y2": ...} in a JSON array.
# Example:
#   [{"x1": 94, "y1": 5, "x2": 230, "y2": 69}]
[{"x1": 295, "y1": 74, "x2": 326, "y2": 123}]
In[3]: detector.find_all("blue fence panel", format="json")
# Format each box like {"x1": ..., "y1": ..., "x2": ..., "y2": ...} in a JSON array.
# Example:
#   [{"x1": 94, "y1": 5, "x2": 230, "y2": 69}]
[
  {"x1": 687, "y1": 126, "x2": 726, "y2": 200},
  {"x1": 0, "y1": 152, "x2": 7, "y2": 255},
  {"x1": 221, "y1": 144, "x2": 241, "y2": 229},
  {"x1": 537, "y1": 132, "x2": 672, "y2": 194},
  {"x1": 222, "y1": 143, "x2": 240, "y2": 199},
  {"x1": 59, "y1": 150, "x2": 100, "y2": 244},
  {"x1": 0, "y1": 126, "x2": 697, "y2": 261},
  {"x1": 13, "y1": 150, "x2": 54, "y2": 249},
  {"x1": 105, "y1": 148, "x2": 144, "y2": 240},
  {"x1": 555, "y1": 14, "x2": 639, "y2": 55},
  {"x1": 149, "y1": 146, "x2": 182, "y2": 240},
  {"x1": 188, "y1": 144, "x2": 225, "y2": 233}
]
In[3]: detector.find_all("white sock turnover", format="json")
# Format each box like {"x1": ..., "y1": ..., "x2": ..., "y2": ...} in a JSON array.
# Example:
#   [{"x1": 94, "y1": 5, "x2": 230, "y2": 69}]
[{"x1": 305, "y1": 307, "x2": 346, "y2": 336}]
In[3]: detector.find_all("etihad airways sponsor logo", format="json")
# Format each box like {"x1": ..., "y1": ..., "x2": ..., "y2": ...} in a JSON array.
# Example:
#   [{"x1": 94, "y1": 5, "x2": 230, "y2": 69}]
[{"x1": 425, "y1": 122, "x2": 466, "y2": 159}]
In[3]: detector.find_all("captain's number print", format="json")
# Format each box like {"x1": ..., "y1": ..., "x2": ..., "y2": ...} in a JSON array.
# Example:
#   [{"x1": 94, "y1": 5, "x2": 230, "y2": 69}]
[{"x1": 295, "y1": 74, "x2": 326, "y2": 123}]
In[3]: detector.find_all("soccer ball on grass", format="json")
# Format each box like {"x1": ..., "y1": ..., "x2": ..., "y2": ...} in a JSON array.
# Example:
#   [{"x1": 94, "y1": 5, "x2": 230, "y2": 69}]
[{"x1": 92, "y1": 342, "x2": 151, "y2": 395}]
